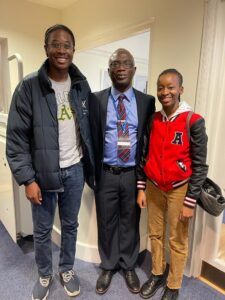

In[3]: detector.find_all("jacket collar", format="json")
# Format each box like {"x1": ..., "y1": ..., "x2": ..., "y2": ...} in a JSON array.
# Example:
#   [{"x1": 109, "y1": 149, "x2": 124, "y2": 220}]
[
  {"x1": 38, "y1": 59, "x2": 87, "y2": 95},
  {"x1": 111, "y1": 86, "x2": 133, "y2": 102}
]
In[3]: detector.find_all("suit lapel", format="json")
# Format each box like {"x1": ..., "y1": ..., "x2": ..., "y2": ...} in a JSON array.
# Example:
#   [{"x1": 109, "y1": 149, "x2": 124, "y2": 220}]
[
  {"x1": 134, "y1": 89, "x2": 144, "y2": 141},
  {"x1": 100, "y1": 88, "x2": 111, "y2": 138}
]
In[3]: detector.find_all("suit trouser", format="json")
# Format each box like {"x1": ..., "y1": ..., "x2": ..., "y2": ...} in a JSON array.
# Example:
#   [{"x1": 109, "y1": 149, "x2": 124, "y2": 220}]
[
  {"x1": 95, "y1": 168, "x2": 140, "y2": 270},
  {"x1": 146, "y1": 180, "x2": 189, "y2": 289}
]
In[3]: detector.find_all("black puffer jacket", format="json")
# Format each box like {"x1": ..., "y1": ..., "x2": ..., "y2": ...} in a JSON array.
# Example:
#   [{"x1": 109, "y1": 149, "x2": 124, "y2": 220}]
[{"x1": 6, "y1": 60, "x2": 95, "y2": 191}]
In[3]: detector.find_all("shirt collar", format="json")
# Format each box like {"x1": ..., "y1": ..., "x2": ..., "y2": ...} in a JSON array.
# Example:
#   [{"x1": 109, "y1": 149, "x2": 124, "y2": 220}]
[{"x1": 111, "y1": 86, "x2": 133, "y2": 102}]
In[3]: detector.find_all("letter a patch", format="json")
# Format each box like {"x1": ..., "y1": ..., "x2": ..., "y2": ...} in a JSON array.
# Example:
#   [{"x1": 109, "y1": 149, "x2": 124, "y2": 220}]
[{"x1": 172, "y1": 132, "x2": 183, "y2": 145}]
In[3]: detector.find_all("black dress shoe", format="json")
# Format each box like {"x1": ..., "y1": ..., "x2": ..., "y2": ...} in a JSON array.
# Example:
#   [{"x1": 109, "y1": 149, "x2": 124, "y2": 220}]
[
  {"x1": 96, "y1": 270, "x2": 114, "y2": 294},
  {"x1": 140, "y1": 274, "x2": 165, "y2": 299},
  {"x1": 123, "y1": 269, "x2": 140, "y2": 293},
  {"x1": 161, "y1": 287, "x2": 179, "y2": 300}
]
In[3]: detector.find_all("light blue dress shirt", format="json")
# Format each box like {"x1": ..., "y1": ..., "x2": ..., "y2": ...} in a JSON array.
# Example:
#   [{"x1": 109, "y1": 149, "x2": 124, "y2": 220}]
[{"x1": 103, "y1": 86, "x2": 138, "y2": 167}]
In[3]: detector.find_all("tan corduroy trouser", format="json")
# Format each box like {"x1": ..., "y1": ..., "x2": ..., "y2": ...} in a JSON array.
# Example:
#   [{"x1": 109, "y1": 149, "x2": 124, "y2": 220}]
[{"x1": 146, "y1": 180, "x2": 189, "y2": 289}]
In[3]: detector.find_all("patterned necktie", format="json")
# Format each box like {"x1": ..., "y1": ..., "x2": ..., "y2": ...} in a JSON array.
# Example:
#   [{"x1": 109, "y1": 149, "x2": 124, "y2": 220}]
[{"x1": 117, "y1": 94, "x2": 130, "y2": 162}]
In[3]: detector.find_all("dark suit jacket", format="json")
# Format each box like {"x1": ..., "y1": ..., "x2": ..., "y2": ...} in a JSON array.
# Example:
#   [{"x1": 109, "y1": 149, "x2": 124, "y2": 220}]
[{"x1": 89, "y1": 87, "x2": 155, "y2": 183}]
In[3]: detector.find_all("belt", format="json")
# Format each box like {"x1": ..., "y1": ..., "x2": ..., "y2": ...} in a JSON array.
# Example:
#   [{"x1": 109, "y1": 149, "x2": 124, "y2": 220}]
[{"x1": 103, "y1": 163, "x2": 135, "y2": 175}]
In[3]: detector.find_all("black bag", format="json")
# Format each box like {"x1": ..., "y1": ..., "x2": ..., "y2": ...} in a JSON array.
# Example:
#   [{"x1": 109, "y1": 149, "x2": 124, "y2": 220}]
[
  {"x1": 198, "y1": 177, "x2": 225, "y2": 217},
  {"x1": 186, "y1": 112, "x2": 225, "y2": 216}
]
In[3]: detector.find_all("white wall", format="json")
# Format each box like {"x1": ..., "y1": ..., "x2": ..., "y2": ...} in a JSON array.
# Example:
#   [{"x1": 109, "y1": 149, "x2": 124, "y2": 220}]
[
  {"x1": 0, "y1": 0, "x2": 60, "y2": 241},
  {"x1": 63, "y1": 0, "x2": 205, "y2": 109},
  {"x1": 0, "y1": 0, "x2": 60, "y2": 96},
  {"x1": 75, "y1": 32, "x2": 150, "y2": 92},
  {"x1": 0, "y1": 0, "x2": 205, "y2": 134}
]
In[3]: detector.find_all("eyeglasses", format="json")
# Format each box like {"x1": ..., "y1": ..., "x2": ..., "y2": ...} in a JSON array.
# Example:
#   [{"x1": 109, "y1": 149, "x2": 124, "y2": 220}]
[
  {"x1": 109, "y1": 60, "x2": 134, "y2": 69},
  {"x1": 47, "y1": 42, "x2": 73, "y2": 50}
]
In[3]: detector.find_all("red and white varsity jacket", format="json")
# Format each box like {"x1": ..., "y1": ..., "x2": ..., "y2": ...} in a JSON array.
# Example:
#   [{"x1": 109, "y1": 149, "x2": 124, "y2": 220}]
[{"x1": 137, "y1": 101, "x2": 208, "y2": 209}]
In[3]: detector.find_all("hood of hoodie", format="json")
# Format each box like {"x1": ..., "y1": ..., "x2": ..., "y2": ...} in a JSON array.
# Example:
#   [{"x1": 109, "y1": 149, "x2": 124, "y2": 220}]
[{"x1": 160, "y1": 101, "x2": 193, "y2": 121}]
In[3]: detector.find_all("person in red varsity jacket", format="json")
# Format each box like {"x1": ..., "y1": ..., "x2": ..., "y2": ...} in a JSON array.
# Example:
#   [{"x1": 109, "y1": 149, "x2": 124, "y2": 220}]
[{"x1": 137, "y1": 69, "x2": 208, "y2": 300}]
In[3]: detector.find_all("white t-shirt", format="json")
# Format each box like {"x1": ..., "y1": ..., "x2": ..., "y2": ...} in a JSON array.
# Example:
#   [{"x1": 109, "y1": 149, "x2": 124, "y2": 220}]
[{"x1": 50, "y1": 75, "x2": 83, "y2": 168}]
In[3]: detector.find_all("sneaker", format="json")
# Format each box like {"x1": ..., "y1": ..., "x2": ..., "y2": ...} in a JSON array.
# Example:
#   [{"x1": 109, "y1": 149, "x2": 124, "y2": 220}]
[
  {"x1": 32, "y1": 276, "x2": 52, "y2": 300},
  {"x1": 161, "y1": 286, "x2": 179, "y2": 300},
  {"x1": 60, "y1": 270, "x2": 80, "y2": 297}
]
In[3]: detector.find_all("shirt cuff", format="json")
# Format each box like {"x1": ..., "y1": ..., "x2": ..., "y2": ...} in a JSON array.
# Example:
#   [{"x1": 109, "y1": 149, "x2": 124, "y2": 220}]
[
  {"x1": 137, "y1": 180, "x2": 146, "y2": 190},
  {"x1": 184, "y1": 196, "x2": 196, "y2": 209}
]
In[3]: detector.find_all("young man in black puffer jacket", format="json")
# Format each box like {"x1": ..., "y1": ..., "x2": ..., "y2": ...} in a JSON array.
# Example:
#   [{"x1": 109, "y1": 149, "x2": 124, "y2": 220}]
[{"x1": 6, "y1": 24, "x2": 95, "y2": 300}]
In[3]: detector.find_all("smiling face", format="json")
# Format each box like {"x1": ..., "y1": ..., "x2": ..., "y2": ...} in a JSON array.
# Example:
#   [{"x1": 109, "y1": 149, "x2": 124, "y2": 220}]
[
  {"x1": 108, "y1": 49, "x2": 136, "y2": 92},
  {"x1": 44, "y1": 29, "x2": 75, "y2": 81},
  {"x1": 157, "y1": 73, "x2": 184, "y2": 116}
]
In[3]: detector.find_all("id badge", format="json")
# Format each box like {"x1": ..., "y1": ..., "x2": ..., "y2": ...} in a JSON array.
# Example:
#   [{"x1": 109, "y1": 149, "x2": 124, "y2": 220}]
[{"x1": 117, "y1": 139, "x2": 131, "y2": 150}]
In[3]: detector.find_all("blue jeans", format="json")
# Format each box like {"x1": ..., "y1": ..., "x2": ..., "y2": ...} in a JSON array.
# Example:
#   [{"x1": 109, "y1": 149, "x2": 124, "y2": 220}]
[{"x1": 31, "y1": 162, "x2": 84, "y2": 276}]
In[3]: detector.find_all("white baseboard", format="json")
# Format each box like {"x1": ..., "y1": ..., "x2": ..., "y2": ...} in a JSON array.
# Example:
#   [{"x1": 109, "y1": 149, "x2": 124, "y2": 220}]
[
  {"x1": 52, "y1": 225, "x2": 101, "y2": 263},
  {"x1": 52, "y1": 225, "x2": 61, "y2": 246},
  {"x1": 52, "y1": 225, "x2": 149, "y2": 263}
]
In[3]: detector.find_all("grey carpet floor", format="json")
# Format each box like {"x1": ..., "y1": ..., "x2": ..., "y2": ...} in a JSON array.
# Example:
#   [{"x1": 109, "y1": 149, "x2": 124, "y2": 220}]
[{"x1": 0, "y1": 221, "x2": 224, "y2": 300}]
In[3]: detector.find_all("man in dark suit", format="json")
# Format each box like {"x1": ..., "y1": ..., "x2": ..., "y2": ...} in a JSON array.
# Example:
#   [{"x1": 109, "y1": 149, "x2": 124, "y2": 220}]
[{"x1": 89, "y1": 48, "x2": 155, "y2": 295}]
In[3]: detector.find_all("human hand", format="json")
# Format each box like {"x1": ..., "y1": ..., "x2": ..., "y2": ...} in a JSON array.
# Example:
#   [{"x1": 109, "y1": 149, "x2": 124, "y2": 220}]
[
  {"x1": 25, "y1": 182, "x2": 42, "y2": 205},
  {"x1": 179, "y1": 205, "x2": 194, "y2": 221},
  {"x1": 137, "y1": 190, "x2": 147, "y2": 208}
]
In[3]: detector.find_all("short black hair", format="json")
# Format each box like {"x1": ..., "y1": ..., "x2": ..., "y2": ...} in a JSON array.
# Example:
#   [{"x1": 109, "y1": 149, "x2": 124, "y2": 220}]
[
  {"x1": 157, "y1": 68, "x2": 183, "y2": 86},
  {"x1": 44, "y1": 24, "x2": 75, "y2": 46},
  {"x1": 108, "y1": 48, "x2": 135, "y2": 67}
]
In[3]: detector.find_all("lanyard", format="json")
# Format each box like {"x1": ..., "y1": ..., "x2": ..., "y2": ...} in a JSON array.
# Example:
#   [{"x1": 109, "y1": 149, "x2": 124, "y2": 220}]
[{"x1": 111, "y1": 94, "x2": 131, "y2": 132}]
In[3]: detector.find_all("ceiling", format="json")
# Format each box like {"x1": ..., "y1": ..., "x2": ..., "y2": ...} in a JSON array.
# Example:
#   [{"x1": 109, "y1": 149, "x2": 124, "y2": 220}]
[{"x1": 27, "y1": 0, "x2": 78, "y2": 10}]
